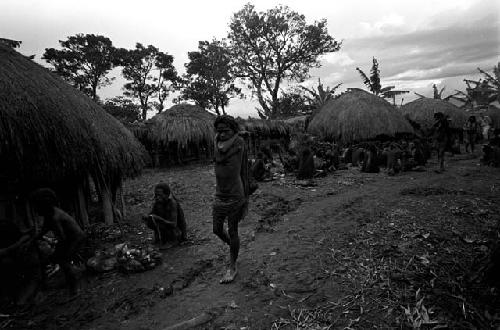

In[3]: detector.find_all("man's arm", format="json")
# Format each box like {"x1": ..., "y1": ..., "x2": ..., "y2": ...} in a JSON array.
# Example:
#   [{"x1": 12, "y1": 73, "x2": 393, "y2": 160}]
[
  {"x1": 0, "y1": 233, "x2": 33, "y2": 257},
  {"x1": 150, "y1": 200, "x2": 178, "y2": 227}
]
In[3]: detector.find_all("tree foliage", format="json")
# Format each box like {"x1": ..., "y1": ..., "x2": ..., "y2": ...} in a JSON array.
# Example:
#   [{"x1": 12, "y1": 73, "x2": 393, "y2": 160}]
[
  {"x1": 275, "y1": 88, "x2": 315, "y2": 118},
  {"x1": 120, "y1": 43, "x2": 177, "y2": 120},
  {"x1": 181, "y1": 39, "x2": 241, "y2": 115},
  {"x1": 356, "y1": 57, "x2": 408, "y2": 104},
  {"x1": 300, "y1": 78, "x2": 342, "y2": 110},
  {"x1": 42, "y1": 34, "x2": 119, "y2": 101},
  {"x1": 102, "y1": 96, "x2": 141, "y2": 124},
  {"x1": 228, "y1": 3, "x2": 341, "y2": 119},
  {"x1": 414, "y1": 84, "x2": 453, "y2": 101},
  {"x1": 477, "y1": 62, "x2": 500, "y2": 104}
]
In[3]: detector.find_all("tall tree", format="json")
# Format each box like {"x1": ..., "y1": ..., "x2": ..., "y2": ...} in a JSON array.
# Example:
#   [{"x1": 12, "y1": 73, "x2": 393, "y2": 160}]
[
  {"x1": 155, "y1": 52, "x2": 178, "y2": 113},
  {"x1": 121, "y1": 43, "x2": 177, "y2": 120},
  {"x1": 182, "y1": 39, "x2": 241, "y2": 115},
  {"x1": 102, "y1": 96, "x2": 141, "y2": 124},
  {"x1": 228, "y1": 4, "x2": 341, "y2": 119},
  {"x1": 43, "y1": 34, "x2": 119, "y2": 101},
  {"x1": 356, "y1": 57, "x2": 408, "y2": 104}
]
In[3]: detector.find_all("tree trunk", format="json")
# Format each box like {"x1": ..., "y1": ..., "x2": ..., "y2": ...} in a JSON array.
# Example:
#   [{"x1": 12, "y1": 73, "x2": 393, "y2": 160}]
[{"x1": 99, "y1": 181, "x2": 114, "y2": 225}]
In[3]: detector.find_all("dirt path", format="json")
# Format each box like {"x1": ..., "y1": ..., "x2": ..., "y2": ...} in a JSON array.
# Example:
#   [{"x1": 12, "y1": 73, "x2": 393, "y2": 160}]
[
  {"x1": 7, "y1": 156, "x2": 500, "y2": 329},
  {"x1": 85, "y1": 156, "x2": 500, "y2": 329}
]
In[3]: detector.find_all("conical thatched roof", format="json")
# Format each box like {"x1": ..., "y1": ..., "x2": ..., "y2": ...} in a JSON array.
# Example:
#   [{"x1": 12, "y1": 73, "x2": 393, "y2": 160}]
[
  {"x1": 401, "y1": 98, "x2": 468, "y2": 130},
  {"x1": 239, "y1": 118, "x2": 291, "y2": 137},
  {"x1": 146, "y1": 103, "x2": 215, "y2": 148},
  {"x1": 308, "y1": 89, "x2": 413, "y2": 142},
  {"x1": 0, "y1": 45, "x2": 147, "y2": 186}
]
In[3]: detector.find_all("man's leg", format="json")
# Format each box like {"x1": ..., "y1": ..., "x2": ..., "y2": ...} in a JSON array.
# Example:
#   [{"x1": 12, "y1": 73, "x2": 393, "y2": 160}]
[
  {"x1": 212, "y1": 211, "x2": 230, "y2": 246},
  {"x1": 177, "y1": 205, "x2": 187, "y2": 241},
  {"x1": 220, "y1": 207, "x2": 242, "y2": 284},
  {"x1": 438, "y1": 145, "x2": 445, "y2": 172}
]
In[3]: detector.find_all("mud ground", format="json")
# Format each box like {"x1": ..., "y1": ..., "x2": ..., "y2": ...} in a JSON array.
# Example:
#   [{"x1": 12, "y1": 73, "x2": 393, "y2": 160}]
[{"x1": 3, "y1": 153, "x2": 500, "y2": 329}]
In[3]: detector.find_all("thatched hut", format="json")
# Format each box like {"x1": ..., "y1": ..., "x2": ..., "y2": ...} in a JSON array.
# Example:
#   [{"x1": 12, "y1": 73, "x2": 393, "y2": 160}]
[
  {"x1": 308, "y1": 89, "x2": 413, "y2": 143},
  {"x1": 137, "y1": 104, "x2": 216, "y2": 166},
  {"x1": 401, "y1": 98, "x2": 468, "y2": 130},
  {"x1": 237, "y1": 118, "x2": 292, "y2": 156},
  {"x1": 0, "y1": 44, "x2": 147, "y2": 227}
]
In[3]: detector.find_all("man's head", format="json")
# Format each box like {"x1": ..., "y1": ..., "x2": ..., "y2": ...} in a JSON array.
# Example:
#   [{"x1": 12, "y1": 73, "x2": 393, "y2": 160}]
[
  {"x1": 154, "y1": 183, "x2": 171, "y2": 203},
  {"x1": 30, "y1": 188, "x2": 58, "y2": 216},
  {"x1": 214, "y1": 115, "x2": 239, "y2": 141}
]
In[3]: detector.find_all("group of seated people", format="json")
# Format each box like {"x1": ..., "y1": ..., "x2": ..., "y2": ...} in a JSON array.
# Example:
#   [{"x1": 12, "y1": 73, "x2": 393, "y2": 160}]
[
  {"x1": 344, "y1": 139, "x2": 431, "y2": 175},
  {"x1": 249, "y1": 137, "x2": 433, "y2": 181}
]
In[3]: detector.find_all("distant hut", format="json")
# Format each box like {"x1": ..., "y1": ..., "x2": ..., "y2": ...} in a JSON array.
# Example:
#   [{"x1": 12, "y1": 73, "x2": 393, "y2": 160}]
[
  {"x1": 0, "y1": 44, "x2": 147, "y2": 227},
  {"x1": 401, "y1": 98, "x2": 468, "y2": 130},
  {"x1": 283, "y1": 115, "x2": 310, "y2": 133},
  {"x1": 308, "y1": 89, "x2": 413, "y2": 143},
  {"x1": 138, "y1": 104, "x2": 216, "y2": 166},
  {"x1": 238, "y1": 118, "x2": 291, "y2": 156}
]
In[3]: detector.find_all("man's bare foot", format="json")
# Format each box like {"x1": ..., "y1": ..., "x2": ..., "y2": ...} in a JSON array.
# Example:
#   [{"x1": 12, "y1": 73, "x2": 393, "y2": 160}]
[{"x1": 220, "y1": 268, "x2": 238, "y2": 284}]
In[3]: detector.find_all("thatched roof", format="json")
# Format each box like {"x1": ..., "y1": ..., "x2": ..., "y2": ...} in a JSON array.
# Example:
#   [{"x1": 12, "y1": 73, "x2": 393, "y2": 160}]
[
  {"x1": 401, "y1": 98, "x2": 468, "y2": 129},
  {"x1": 145, "y1": 103, "x2": 215, "y2": 148},
  {"x1": 0, "y1": 45, "x2": 147, "y2": 186},
  {"x1": 308, "y1": 89, "x2": 413, "y2": 142},
  {"x1": 238, "y1": 118, "x2": 291, "y2": 137}
]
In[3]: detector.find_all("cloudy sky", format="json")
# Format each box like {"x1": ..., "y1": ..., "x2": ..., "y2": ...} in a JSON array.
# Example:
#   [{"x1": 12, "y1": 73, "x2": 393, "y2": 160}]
[{"x1": 1, "y1": 0, "x2": 499, "y2": 117}]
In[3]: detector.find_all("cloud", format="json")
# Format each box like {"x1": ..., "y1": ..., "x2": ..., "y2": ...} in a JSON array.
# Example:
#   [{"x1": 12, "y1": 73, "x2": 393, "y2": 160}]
[
  {"x1": 359, "y1": 13, "x2": 406, "y2": 36},
  {"x1": 321, "y1": 52, "x2": 355, "y2": 66}
]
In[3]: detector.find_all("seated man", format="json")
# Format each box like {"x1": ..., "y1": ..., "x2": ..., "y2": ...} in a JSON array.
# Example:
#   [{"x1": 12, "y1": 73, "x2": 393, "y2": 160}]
[
  {"x1": 30, "y1": 188, "x2": 86, "y2": 295},
  {"x1": 0, "y1": 220, "x2": 40, "y2": 305},
  {"x1": 297, "y1": 147, "x2": 315, "y2": 180},
  {"x1": 361, "y1": 144, "x2": 380, "y2": 173},
  {"x1": 251, "y1": 152, "x2": 270, "y2": 182},
  {"x1": 143, "y1": 183, "x2": 187, "y2": 249}
]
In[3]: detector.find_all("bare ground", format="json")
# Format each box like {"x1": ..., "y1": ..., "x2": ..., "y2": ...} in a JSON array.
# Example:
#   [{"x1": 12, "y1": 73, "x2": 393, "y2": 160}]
[{"x1": 3, "y1": 154, "x2": 500, "y2": 330}]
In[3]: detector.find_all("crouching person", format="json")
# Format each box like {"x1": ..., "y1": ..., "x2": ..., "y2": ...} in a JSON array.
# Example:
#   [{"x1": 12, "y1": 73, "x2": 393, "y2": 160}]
[
  {"x1": 143, "y1": 183, "x2": 187, "y2": 249},
  {"x1": 30, "y1": 188, "x2": 86, "y2": 295}
]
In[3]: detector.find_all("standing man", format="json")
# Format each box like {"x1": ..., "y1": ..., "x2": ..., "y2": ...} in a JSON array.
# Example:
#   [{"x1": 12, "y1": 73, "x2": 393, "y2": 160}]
[
  {"x1": 463, "y1": 115, "x2": 479, "y2": 153},
  {"x1": 480, "y1": 113, "x2": 492, "y2": 141},
  {"x1": 433, "y1": 112, "x2": 450, "y2": 173},
  {"x1": 212, "y1": 115, "x2": 250, "y2": 284}
]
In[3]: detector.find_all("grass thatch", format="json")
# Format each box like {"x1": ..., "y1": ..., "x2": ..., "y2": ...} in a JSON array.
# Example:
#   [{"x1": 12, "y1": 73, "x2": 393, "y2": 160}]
[
  {"x1": 282, "y1": 115, "x2": 309, "y2": 132},
  {"x1": 238, "y1": 118, "x2": 291, "y2": 138},
  {"x1": 401, "y1": 98, "x2": 468, "y2": 130},
  {"x1": 308, "y1": 89, "x2": 413, "y2": 143},
  {"x1": 145, "y1": 103, "x2": 215, "y2": 148},
  {"x1": 0, "y1": 44, "x2": 147, "y2": 187}
]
